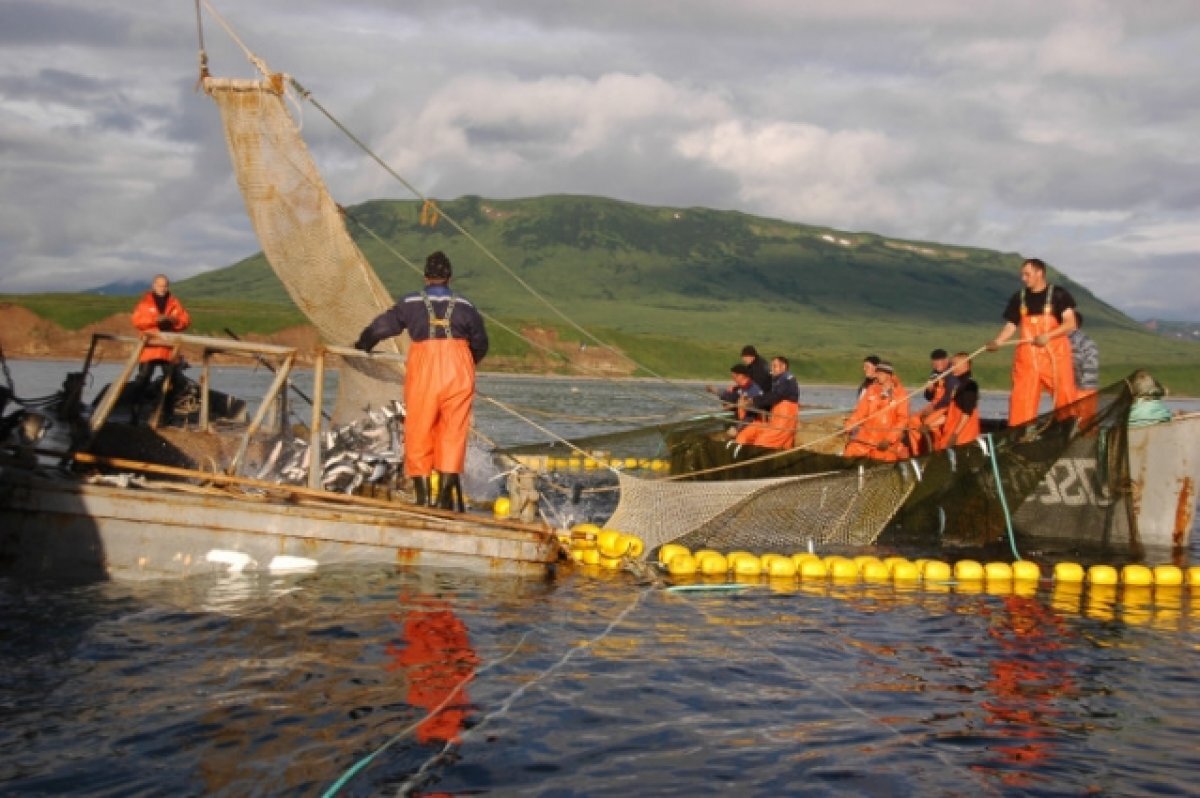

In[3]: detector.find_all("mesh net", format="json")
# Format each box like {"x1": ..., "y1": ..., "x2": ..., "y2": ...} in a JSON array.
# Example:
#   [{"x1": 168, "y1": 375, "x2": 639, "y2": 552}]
[
  {"x1": 204, "y1": 76, "x2": 404, "y2": 423},
  {"x1": 542, "y1": 375, "x2": 1144, "y2": 560},
  {"x1": 609, "y1": 467, "x2": 916, "y2": 553}
]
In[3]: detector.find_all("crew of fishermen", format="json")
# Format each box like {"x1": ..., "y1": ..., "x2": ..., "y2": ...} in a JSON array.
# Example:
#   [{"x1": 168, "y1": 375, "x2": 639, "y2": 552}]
[
  {"x1": 140, "y1": 253, "x2": 1096, "y2": 509},
  {"x1": 712, "y1": 257, "x2": 1093, "y2": 460}
]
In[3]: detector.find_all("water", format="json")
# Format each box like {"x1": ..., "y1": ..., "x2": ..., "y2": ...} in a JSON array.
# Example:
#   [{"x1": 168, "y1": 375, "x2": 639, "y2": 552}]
[{"x1": 3, "y1": 360, "x2": 1200, "y2": 796}]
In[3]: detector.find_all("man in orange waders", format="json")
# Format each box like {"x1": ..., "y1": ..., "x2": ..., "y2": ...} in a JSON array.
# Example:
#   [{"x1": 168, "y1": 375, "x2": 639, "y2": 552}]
[
  {"x1": 355, "y1": 251, "x2": 489, "y2": 511},
  {"x1": 987, "y1": 258, "x2": 1078, "y2": 427},
  {"x1": 737, "y1": 355, "x2": 800, "y2": 449},
  {"x1": 130, "y1": 274, "x2": 190, "y2": 422},
  {"x1": 843, "y1": 361, "x2": 910, "y2": 461},
  {"x1": 934, "y1": 352, "x2": 981, "y2": 450}
]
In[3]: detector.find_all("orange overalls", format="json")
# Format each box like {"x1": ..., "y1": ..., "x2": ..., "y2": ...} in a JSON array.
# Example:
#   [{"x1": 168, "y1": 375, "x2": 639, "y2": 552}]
[
  {"x1": 908, "y1": 378, "x2": 948, "y2": 455},
  {"x1": 1008, "y1": 286, "x2": 1077, "y2": 427},
  {"x1": 735, "y1": 399, "x2": 799, "y2": 449},
  {"x1": 131, "y1": 291, "x2": 190, "y2": 363},
  {"x1": 404, "y1": 294, "x2": 476, "y2": 477},
  {"x1": 935, "y1": 385, "x2": 980, "y2": 450},
  {"x1": 844, "y1": 381, "x2": 910, "y2": 461}
]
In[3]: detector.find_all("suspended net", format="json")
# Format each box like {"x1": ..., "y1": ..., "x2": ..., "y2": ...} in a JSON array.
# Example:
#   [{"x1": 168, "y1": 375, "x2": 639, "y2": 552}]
[
  {"x1": 547, "y1": 373, "x2": 1150, "y2": 559},
  {"x1": 609, "y1": 466, "x2": 916, "y2": 553},
  {"x1": 204, "y1": 76, "x2": 404, "y2": 423}
]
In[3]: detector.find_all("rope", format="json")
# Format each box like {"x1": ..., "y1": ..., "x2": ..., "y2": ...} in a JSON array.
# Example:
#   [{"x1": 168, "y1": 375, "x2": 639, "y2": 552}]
[
  {"x1": 668, "y1": 341, "x2": 1021, "y2": 482},
  {"x1": 342, "y1": 212, "x2": 697, "y2": 414},
  {"x1": 391, "y1": 585, "x2": 651, "y2": 796},
  {"x1": 320, "y1": 629, "x2": 534, "y2": 798},
  {"x1": 480, "y1": 395, "x2": 620, "y2": 475},
  {"x1": 983, "y1": 432, "x2": 1022, "y2": 561}
]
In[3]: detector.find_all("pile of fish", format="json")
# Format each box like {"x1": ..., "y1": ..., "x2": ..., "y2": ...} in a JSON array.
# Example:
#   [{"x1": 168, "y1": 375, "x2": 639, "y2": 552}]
[{"x1": 251, "y1": 400, "x2": 405, "y2": 494}]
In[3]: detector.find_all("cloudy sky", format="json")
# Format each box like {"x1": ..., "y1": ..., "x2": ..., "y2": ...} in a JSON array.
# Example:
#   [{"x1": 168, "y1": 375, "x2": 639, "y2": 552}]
[{"x1": 1, "y1": 0, "x2": 1198, "y2": 319}]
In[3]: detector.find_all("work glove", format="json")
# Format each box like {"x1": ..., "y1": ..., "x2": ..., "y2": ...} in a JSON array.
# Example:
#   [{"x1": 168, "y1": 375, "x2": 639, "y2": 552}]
[
  {"x1": 353, "y1": 332, "x2": 375, "y2": 353},
  {"x1": 984, "y1": 340, "x2": 999, "y2": 352},
  {"x1": 156, "y1": 315, "x2": 174, "y2": 331},
  {"x1": 1033, "y1": 334, "x2": 1050, "y2": 347}
]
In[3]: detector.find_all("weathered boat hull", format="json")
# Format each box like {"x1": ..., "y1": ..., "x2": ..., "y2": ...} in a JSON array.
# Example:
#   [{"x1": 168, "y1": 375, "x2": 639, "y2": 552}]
[
  {"x1": 1127, "y1": 413, "x2": 1200, "y2": 550},
  {"x1": 0, "y1": 466, "x2": 561, "y2": 581}
]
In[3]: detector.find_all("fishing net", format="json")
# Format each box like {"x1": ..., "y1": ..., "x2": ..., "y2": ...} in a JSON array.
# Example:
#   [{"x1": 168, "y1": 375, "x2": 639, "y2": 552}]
[
  {"x1": 204, "y1": 76, "x2": 404, "y2": 424},
  {"x1": 539, "y1": 374, "x2": 1147, "y2": 559},
  {"x1": 608, "y1": 466, "x2": 916, "y2": 553}
]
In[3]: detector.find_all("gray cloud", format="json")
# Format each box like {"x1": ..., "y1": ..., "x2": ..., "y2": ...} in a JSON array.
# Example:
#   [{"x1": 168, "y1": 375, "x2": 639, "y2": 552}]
[{"x1": 0, "y1": 0, "x2": 1198, "y2": 321}]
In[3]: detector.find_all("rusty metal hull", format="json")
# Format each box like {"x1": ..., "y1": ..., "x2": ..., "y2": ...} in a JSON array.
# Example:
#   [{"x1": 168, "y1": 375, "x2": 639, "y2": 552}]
[
  {"x1": 1127, "y1": 412, "x2": 1200, "y2": 551},
  {"x1": 0, "y1": 467, "x2": 561, "y2": 581}
]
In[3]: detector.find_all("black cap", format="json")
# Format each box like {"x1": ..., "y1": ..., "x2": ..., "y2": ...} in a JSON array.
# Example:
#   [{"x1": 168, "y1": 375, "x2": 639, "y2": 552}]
[
  {"x1": 930, "y1": 348, "x2": 948, "y2": 360},
  {"x1": 424, "y1": 251, "x2": 452, "y2": 280},
  {"x1": 731, "y1": 363, "x2": 751, "y2": 376},
  {"x1": 741, "y1": 345, "x2": 759, "y2": 358}
]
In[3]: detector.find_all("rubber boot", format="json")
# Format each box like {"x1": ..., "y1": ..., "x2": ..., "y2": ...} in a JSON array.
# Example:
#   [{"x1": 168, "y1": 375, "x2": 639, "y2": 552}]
[
  {"x1": 411, "y1": 475, "x2": 430, "y2": 507},
  {"x1": 437, "y1": 473, "x2": 464, "y2": 512}
]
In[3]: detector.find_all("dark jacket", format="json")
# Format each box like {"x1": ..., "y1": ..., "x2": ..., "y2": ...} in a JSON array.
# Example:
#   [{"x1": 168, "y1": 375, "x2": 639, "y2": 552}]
[
  {"x1": 355, "y1": 285, "x2": 489, "y2": 364},
  {"x1": 746, "y1": 356, "x2": 772, "y2": 394},
  {"x1": 753, "y1": 371, "x2": 799, "y2": 411}
]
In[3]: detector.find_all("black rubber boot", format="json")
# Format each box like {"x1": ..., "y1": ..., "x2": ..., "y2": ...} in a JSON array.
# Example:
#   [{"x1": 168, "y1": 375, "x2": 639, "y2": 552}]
[
  {"x1": 411, "y1": 476, "x2": 430, "y2": 507},
  {"x1": 437, "y1": 473, "x2": 464, "y2": 512}
]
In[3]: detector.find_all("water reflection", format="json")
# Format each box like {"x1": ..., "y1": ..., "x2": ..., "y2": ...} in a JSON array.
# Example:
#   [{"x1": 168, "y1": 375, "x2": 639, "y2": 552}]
[
  {"x1": 979, "y1": 595, "x2": 1076, "y2": 788},
  {"x1": 387, "y1": 594, "x2": 479, "y2": 746}
]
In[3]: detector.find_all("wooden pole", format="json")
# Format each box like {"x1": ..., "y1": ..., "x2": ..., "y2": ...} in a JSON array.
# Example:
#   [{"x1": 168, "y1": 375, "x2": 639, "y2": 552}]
[{"x1": 308, "y1": 349, "x2": 325, "y2": 490}]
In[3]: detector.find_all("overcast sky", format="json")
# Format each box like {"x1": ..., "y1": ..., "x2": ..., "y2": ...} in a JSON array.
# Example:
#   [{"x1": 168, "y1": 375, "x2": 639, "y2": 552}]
[{"x1": 1, "y1": 1, "x2": 1198, "y2": 320}]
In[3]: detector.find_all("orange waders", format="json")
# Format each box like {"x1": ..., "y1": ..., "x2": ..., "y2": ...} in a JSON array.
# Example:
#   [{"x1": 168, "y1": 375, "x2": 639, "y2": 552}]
[
  {"x1": 1008, "y1": 291, "x2": 1077, "y2": 427},
  {"x1": 935, "y1": 397, "x2": 980, "y2": 450},
  {"x1": 403, "y1": 338, "x2": 476, "y2": 477},
  {"x1": 735, "y1": 400, "x2": 799, "y2": 449}
]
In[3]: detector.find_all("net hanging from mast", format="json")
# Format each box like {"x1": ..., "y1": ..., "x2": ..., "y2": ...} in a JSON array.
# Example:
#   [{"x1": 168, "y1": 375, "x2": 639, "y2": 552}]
[{"x1": 204, "y1": 76, "x2": 403, "y2": 423}]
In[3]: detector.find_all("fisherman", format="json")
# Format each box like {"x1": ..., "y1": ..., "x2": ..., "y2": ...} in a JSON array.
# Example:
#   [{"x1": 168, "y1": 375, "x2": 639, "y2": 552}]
[
  {"x1": 129, "y1": 273, "x2": 190, "y2": 422},
  {"x1": 354, "y1": 251, "x2": 489, "y2": 511},
  {"x1": 740, "y1": 345, "x2": 773, "y2": 394},
  {"x1": 707, "y1": 362, "x2": 763, "y2": 436},
  {"x1": 843, "y1": 361, "x2": 910, "y2": 461},
  {"x1": 737, "y1": 355, "x2": 801, "y2": 449},
  {"x1": 934, "y1": 352, "x2": 980, "y2": 450},
  {"x1": 908, "y1": 347, "x2": 957, "y2": 455},
  {"x1": 986, "y1": 257, "x2": 1078, "y2": 426},
  {"x1": 857, "y1": 355, "x2": 881, "y2": 400}
]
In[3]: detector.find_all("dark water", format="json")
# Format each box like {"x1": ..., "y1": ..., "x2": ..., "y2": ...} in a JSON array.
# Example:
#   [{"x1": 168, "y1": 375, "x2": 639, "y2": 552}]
[
  {"x1": 3, "y1": 562, "x2": 1200, "y2": 796},
  {"x1": 3, "y1": 361, "x2": 1200, "y2": 796}
]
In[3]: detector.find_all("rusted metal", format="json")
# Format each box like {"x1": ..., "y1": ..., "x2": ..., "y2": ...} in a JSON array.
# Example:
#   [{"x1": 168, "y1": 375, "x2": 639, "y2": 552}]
[{"x1": 1173, "y1": 476, "x2": 1195, "y2": 548}]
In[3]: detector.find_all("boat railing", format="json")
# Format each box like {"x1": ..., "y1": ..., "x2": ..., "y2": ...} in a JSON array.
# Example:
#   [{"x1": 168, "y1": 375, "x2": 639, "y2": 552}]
[{"x1": 76, "y1": 332, "x2": 406, "y2": 488}]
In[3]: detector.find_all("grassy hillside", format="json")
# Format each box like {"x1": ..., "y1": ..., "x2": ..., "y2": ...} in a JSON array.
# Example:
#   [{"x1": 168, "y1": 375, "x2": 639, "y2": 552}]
[{"x1": 6, "y1": 195, "x2": 1198, "y2": 392}]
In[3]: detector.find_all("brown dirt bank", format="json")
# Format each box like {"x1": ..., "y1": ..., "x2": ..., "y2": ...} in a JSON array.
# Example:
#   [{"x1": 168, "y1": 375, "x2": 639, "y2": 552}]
[{"x1": 0, "y1": 304, "x2": 635, "y2": 376}]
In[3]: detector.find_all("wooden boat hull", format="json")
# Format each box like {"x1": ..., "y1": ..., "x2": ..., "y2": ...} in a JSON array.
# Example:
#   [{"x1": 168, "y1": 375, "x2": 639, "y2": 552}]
[{"x1": 0, "y1": 466, "x2": 562, "y2": 581}]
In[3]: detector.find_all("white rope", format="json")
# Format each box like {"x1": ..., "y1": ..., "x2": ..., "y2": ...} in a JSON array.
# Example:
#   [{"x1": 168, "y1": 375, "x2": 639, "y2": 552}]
[{"x1": 393, "y1": 585, "x2": 653, "y2": 797}]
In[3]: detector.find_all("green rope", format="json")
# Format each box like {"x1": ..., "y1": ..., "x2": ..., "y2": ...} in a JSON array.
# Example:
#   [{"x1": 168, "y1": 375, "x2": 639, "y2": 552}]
[{"x1": 984, "y1": 432, "x2": 1022, "y2": 561}]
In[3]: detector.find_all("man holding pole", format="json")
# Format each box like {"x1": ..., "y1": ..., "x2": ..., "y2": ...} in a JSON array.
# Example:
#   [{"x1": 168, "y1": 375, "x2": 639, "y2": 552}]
[{"x1": 987, "y1": 258, "x2": 1078, "y2": 426}]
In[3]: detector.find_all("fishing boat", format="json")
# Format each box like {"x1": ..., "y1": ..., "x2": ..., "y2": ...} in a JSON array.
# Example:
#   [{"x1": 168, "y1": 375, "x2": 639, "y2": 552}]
[{"x1": 0, "y1": 332, "x2": 560, "y2": 581}]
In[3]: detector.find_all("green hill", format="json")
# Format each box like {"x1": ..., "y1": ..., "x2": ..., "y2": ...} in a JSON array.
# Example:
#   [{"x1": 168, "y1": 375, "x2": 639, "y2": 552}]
[
  {"x1": 176, "y1": 194, "x2": 1198, "y2": 392},
  {"x1": 5, "y1": 195, "x2": 1197, "y2": 393}
]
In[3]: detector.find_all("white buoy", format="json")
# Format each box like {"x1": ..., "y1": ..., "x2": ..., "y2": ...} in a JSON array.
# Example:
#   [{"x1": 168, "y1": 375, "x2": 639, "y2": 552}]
[
  {"x1": 206, "y1": 549, "x2": 255, "y2": 573},
  {"x1": 268, "y1": 555, "x2": 320, "y2": 573}
]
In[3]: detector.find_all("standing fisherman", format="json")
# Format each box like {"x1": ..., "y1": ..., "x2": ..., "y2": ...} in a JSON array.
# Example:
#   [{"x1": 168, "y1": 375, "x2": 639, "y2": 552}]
[
  {"x1": 130, "y1": 273, "x2": 190, "y2": 422},
  {"x1": 355, "y1": 251, "x2": 489, "y2": 511},
  {"x1": 987, "y1": 257, "x2": 1078, "y2": 426}
]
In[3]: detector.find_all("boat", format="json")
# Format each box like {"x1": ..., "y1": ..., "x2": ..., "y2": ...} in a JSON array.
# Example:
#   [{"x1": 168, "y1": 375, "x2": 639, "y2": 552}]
[
  {"x1": 0, "y1": 332, "x2": 561, "y2": 581},
  {"x1": 500, "y1": 372, "x2": 1200, "y2": 561}
]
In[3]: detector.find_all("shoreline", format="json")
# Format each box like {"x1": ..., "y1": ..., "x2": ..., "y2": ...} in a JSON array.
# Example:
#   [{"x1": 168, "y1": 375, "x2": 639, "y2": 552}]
[{"x1": 7, "y1": 355, "x2": 1199, "y2": 403}]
